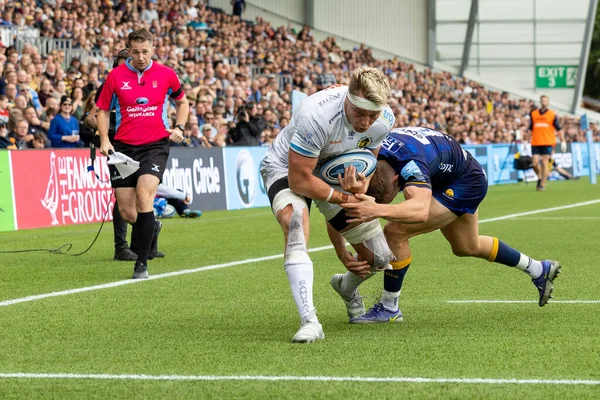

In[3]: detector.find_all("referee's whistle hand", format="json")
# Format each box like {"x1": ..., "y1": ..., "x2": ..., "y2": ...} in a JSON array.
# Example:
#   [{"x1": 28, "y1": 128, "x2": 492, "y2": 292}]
[
  {"x1": 100, "y1": 141, "x2": 114, "y2": 157},
  {"x1": 168, "y1": 129, "x2": 184, "y2": 143}
]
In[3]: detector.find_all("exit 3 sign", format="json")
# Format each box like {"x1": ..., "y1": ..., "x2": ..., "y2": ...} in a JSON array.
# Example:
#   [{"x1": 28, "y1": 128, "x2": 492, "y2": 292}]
[{"x1": 536, "y1": 65, "x2": 578, "y2": 88}]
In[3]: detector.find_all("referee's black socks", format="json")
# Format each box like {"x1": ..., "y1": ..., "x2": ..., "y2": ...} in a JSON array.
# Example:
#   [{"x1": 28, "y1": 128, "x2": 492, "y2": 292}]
[{"x1": 132, "y1": 211, "x2": 155, "y2": 265}]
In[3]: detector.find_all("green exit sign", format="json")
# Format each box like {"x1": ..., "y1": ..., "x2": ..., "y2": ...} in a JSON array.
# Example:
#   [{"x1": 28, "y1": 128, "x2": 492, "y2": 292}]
[{"x1": 536, "y1": 65, "x2": 578, "y2": 88}]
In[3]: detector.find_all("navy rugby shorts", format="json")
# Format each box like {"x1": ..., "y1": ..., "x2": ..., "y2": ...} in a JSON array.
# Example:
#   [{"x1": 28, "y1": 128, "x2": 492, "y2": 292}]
[{"x1": 433, "y1": 156, "x2": 488, "y2": 216}]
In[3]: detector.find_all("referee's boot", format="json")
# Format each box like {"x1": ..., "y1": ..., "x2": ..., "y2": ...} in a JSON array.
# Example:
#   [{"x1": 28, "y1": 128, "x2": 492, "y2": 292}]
[
  {"x1": 148, "y1": 220, "x2": 165, "y2": 260},
  {"x1": 113, "y1": 246, "x2": 137, "y2": 261},
  {"x1": 132, "y1": 262, "x2": 148, "y2": 279}
]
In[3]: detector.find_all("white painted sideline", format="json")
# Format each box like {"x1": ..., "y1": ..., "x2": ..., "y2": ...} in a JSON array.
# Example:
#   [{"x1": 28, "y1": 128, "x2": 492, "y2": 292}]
[
  {"x1": 0, "y1": 372, "x2": 599, "y2": 386},
  {"x1": 447, "y1": 300, "x2": 600, "y2": 304},
  {"x1": 0, "y1": 245, "x2": 334, "y2": 307},
  {"x1": 1, "y1": 199, "x2": 599, "y2": 308}
]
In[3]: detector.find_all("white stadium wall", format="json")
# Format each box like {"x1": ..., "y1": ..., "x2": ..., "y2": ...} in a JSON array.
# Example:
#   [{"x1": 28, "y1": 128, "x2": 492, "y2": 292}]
[
  {"x1": 208, "y1": 0, "x2": 304, "y2": 30},
  {"x1": 209, "y1": 0, "x2": 590, "y2": 111},
  {"x1": 311, "y1": 0, "x2": 428, "y2": 64},
  {"x1": 435, "y1": 0, "x2": 590, "y2": 110},
  {"x1": 208, "y1": 0, "x2": 428, "y2": 64}
]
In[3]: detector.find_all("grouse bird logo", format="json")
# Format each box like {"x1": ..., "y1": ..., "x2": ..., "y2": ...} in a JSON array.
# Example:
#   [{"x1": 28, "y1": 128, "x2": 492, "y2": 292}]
[{"x1": 41, "y1": 152, "x2": 59, "y2": 225}]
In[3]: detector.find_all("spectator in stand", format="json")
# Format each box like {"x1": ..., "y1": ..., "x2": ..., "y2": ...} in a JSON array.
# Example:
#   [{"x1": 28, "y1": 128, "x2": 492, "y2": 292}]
[
  {"x1": 246, "y1": 101, "x2": 266, "y2": 133},
  {"x1": 23, "y1": 106, "x2": 49, "y2": 137},
  {"x1": 7, "y1": 119, "x2": 29, "y2": 149},
  {"x1": 198, "y1": 123, "x2": 215, "y2": 147},
  {"x1": 79, "y1": 91, "x2": 98, "y2": 148},
  {"x1": 231, "y1": 0, "x2": 246, "y2": 17},
  {"x1": 41, "y1": 97, "x2": 59, "y2": 123},
  {"x1": 70, "y1": 86, "x2": 85, "y2": 120},
  {"x1": 48, "y1": 95, "x2": 80, "y2": 148},
  {"x1": 64, "y1": 67, "x2": 78, "y2": 95},
  {"x1": 141, "y1": 0, "x2": 160, "y2": 23},
  {"x1": 28, "y1": 132, "x2": 49, "y2": 149},
  {"x1": 0, "y1": 121, "x2": 15, "y2": 149},
  {"x1": 0, "y1": 95, "x2": 9, "y2": 124},
  {"x1": 229, "y1": 103, "x2": 261, "y2": 146},
  {"x1": 14, "y1": 95, "x2": 28, "y2": 113},
  {"x1": 38, "y1": 79, "x2": 55, "y2": 108},
  {"x1": 5, "y1": 83, "x2": 16, "y2": 106}
]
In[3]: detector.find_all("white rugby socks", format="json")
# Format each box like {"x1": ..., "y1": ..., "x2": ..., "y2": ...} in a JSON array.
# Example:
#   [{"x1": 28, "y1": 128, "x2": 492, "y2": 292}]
[
  {"x1": 514, "y1": 254, "x2": 544, "y2": 278},
  {"x1": 285, "y1": 258, "x2": 318, "y2": 323}
]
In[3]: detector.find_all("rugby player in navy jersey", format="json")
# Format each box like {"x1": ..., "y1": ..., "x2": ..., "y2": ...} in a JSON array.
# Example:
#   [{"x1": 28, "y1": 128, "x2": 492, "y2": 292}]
[{"x1": 337, "y1": 127, "x2": 561, "y2": 323}]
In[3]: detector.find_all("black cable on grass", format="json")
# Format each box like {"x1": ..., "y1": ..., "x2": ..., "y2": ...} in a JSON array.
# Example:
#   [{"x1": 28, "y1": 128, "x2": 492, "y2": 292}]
[{"x1": 0, "y1": 185, "x2": 113, "y2": 256}]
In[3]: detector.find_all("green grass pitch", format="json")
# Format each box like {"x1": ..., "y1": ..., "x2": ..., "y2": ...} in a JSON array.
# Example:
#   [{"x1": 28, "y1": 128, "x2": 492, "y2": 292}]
[{"x1": 0, "y1": 178, "x2": 599, "y2": 399}]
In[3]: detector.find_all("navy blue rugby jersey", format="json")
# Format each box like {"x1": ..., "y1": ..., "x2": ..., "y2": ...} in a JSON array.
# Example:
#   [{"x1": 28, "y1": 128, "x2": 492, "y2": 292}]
[{"x1": 378, "y1": 127, "x2": 472, "y2": 191}]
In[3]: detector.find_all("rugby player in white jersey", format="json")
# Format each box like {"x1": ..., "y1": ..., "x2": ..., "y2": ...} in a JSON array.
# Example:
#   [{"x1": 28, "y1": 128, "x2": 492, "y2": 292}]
[{"x1": 260, "y1": 67, "x2": 396, "y2": 343}]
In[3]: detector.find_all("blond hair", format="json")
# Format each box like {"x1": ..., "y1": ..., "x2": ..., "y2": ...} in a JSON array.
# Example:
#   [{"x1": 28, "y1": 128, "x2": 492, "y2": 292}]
[{"x1": 349, "y1": 66, "x2": 391, "y2": 107}]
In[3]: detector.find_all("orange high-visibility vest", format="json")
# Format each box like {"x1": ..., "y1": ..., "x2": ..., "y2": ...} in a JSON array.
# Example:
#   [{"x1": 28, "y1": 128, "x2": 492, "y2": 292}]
[{"x1": 530, "y1": 109, "x2": 557, "y2": 146}]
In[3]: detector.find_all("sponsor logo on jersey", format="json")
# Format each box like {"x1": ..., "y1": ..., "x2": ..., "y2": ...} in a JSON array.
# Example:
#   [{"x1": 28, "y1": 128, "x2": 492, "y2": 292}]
[
  {"x1": 329, "y1": 140, "x2": 342, "y2": 145},
  {"x1": 318, "y1": 93, "x2": 341, "y2": 107},
  {"x1": 121, "y1": 81, "x2": 131, "y2": 90},
  {"x1": 382, "y1": 136, "x2": 404, "y2": 153},
  {"x1": 125, "y1": 105, "x2": 158, "y2": 118},
  {"x1": 400, "y1": 160, "x2": 424, "y2": 181},
  {"x1": 357, "y1": 136, "x2": 373, "y2": 149},
  {"x1": 439, "y1": 162, "x2": 453, "y2": 173},
  {"x1": 295, "y1": 128, "x2": 317, "y2": 148},
  {"x1": 328, "y1": 110, "x2": 342, "y2": 124},
  {"x1": 381, "y1": 108, "x2": 394, "y2": 126}
]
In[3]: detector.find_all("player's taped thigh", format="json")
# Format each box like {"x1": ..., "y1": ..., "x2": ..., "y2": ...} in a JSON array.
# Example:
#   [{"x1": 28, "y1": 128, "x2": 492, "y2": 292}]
[{"x1": 341, "y1": 219, "x2": 395, "y2": 271}]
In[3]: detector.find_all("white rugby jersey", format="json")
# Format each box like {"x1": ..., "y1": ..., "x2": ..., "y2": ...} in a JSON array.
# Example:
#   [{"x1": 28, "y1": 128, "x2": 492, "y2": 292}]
[{"x1": 264, "y1": 85, "x2": 395, "y2": 173}]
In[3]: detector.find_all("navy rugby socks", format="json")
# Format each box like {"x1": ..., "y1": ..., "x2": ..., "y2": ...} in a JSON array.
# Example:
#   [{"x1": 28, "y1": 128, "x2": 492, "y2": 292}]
[{"x1": 381, "y1": 257, "x2": 411, "y2": 311}]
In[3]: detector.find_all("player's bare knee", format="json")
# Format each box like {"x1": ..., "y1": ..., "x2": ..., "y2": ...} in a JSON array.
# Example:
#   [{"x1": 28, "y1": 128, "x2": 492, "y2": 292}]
[
  {"x1": 451, "y1": 244, "x2": 478, "y2": 257},
  {"x1": 384, "y1": 222, "x2": 410, "y2": 241}
]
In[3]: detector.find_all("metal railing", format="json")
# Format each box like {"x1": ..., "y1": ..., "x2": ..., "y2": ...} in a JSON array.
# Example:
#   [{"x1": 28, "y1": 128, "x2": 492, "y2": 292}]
[
  {"x1": 11, "y1": 32, "x2": 111, "y2": 69},
  {"x1": 1, "y1": 26, "x2": 39, "y2": 49}
]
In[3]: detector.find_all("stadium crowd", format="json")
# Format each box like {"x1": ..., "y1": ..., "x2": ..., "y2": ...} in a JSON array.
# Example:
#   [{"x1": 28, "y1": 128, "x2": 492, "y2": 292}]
[{"x1": 0, "y1": 0, "x2": 598, "y2": 150}]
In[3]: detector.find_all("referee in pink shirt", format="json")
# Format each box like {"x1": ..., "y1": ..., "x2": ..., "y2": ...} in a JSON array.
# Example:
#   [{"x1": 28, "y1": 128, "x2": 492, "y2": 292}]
[{"x1": 97, "y1": 28, "x2": 189, "y2": 279}]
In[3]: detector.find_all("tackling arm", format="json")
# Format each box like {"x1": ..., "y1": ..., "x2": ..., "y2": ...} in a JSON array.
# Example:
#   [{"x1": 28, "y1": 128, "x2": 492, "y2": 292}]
[
  {"x1": 342, "y1": 185, "x2": 432, "y2": 224},
  {"x1": 379, "y1": 185, "x2": 432, "y2": 223}
]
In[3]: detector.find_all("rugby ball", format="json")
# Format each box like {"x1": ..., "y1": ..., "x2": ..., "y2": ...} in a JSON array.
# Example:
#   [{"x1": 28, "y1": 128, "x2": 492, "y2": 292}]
[{"x1": 319, "y1": 149, "x2": 377, "y2": 185}]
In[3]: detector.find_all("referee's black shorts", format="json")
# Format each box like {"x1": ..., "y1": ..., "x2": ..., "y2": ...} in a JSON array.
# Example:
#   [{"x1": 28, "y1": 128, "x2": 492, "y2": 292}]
[{"x1": 109, "y1": 138, "x2": 169, "y2": 188}]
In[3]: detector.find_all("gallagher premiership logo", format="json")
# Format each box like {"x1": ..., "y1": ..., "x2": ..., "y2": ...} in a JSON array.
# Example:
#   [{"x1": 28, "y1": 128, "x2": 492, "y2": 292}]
[{"x1": 236, "y1": 150, "x2": 257, "y2": 207}]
